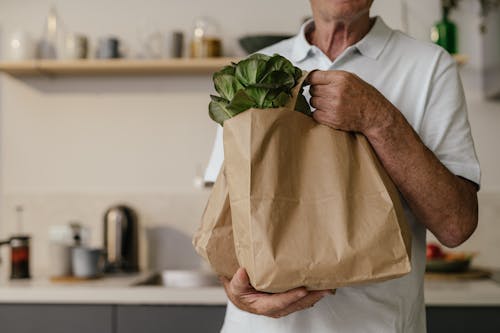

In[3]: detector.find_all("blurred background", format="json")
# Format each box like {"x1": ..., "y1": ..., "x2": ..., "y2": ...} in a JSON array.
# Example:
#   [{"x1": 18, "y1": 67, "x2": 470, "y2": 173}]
[{"x1": 0, "y1": 0, "x2": 498, "y2": 332}]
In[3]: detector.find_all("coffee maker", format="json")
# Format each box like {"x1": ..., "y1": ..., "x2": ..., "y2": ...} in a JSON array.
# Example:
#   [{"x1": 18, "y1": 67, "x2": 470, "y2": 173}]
[
  {"x1": 0, "y1": 235, "x2": 31, "y2": 279},
  {"x1": 103, "y1": 205, "x2": 139, "y2": 273}
]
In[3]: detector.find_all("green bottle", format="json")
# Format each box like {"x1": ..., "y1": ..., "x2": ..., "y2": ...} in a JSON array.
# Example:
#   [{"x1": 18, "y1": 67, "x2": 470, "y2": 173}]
[{"x1": 431, "y1": 6, "x2": 458, "y2": 54}]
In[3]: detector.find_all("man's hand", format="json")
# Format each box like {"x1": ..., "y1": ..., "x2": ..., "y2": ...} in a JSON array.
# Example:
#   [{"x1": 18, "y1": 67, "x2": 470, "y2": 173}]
[
  {"x1": 309, "y1": 70, "x2": 478, "y2": 248},
  {"x1": 309, "y1": 70, "x2": 393, "y2": 136},
  {"x1": 220, "y1": 268, "x2": 331, "y2": 319}
]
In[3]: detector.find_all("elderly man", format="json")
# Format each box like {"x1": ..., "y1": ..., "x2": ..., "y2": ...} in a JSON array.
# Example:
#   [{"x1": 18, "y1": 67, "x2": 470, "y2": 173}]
[{"x1": 204, "y1": 0, "x2": 480, "y2": 332}]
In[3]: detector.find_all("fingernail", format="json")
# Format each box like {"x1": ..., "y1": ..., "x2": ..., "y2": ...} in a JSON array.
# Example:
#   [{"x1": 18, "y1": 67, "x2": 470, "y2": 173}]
[{"x1": 298, "y1": 290, "x2": 308, "y2": 297}]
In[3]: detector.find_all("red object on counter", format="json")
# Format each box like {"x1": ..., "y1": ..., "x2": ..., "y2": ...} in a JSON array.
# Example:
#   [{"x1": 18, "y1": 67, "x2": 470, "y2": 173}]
[{"x1": 426, "y1": 243, "x2": 445, "y2": 260}]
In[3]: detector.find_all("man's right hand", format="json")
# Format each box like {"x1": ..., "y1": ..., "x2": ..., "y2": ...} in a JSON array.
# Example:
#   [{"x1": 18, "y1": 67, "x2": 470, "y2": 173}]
[{"x1": 220, "y1": 268, "x2": 331, "y2": 319}]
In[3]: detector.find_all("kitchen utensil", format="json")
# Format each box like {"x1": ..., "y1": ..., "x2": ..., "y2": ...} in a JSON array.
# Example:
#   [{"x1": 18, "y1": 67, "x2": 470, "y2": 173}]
[
  {"x1": 103, "y1": 205, "x2": 139, "y2": 272},
  {"x1": 49, "y1": 243, "x2": 72, "y2": 277},
  {"x1": 10, "y1": 236, "x2": 31, "y2": 279},
  {"x1": 5, "y1": 31, "x2": 35, "y2": 61},
  {"x1": 62, "y1": 33, "x2": 88, "y2": 59},
  {"x1": 48, "y1": 222, "x2": 90, "y2": 277},
  {"x1": 96, "y1": 37, "x2": 121, "y2": 59},
  {"x1": 71, "y1": 247, "x2": 104, "y2": 278},
  {"x1": 238, "y1": 35, "x2": 293, "y2": 54},
  {"x1": 0, "y1": 235, "x2": 31, "y2": 279}
]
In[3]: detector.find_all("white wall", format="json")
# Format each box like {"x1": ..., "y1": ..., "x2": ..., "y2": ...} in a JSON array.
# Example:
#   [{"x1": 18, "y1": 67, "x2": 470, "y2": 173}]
[{"x1": 0, "y1": 0, "x2": 499, "y2": 274}]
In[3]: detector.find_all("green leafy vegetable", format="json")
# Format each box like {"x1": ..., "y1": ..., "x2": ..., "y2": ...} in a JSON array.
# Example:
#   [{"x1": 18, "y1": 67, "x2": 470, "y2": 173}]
[{"x1": 209, "y1": 53, "x2": 311, "y2": 125}]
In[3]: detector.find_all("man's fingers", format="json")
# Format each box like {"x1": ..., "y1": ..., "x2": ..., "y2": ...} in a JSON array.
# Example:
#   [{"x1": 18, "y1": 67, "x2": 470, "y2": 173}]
[
  {"x1": 222, "y1": 268, "x2": 328, "y2": 317},
  {"x1": 270, "y1": 290, "x2": 330, "y2": 318},
  {"x1": 229, "y1": 267, "x2": 252, "y2": 294},
  {"x1": 310, "y1": 96, "x2": 334, "y2": 111},
  {"x1": 308, "y1": 70, "x2": 342, "y2": 86},
  {"x1": 312, "y1": 109, "x2": 330, "y2": 124},
  {"x1": 307, "y1": 70, "x2": 331, "y2": 85},
  {"x1": 309, "y1": 84, "x2": 333, "y2": 97},
  {"x1": 261, "y1": 287, "x2": 309, "y2": 314}
]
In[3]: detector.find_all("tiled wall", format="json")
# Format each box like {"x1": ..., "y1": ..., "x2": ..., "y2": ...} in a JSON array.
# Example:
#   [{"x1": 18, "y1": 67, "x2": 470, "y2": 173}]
[
  {"x1": 0, "y1": 1, "x2": 499, "y2": 277},
  {"x1": 0, "y1": 191, "x2": 210, "y2": 275}
]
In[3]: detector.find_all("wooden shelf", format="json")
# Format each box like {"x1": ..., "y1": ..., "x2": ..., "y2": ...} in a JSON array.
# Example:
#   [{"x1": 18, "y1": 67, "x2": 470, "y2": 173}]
[
  {"x1": 0, "y1": 55, "x2": 467, "y2": 76},
  {"x1": 0, "y1": 58, "x2": 240, "y2": 76}
]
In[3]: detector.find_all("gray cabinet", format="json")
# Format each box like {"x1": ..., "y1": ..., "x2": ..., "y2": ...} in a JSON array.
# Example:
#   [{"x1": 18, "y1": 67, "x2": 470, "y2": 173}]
[
  {"x1": 3, "y1": 304, "x2": 499, "y2": 333},
  {"x1": 0, "y1": 304, "x2": 113, "y2": 333},
  {"x1": 116, "y1": 305, "x2": 226, "y2": 333},
  {"x1": 0, "y1": 304, "x2": 226, "y2": 333},
  {"x1": 427, "y1": 306, "x2": 500, "y2": 333}
]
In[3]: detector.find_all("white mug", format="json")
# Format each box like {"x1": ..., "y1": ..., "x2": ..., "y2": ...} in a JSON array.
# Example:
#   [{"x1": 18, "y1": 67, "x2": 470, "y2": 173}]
[
  {"x1": 5, "y1": 31, "x2": 35, "y2": 61},
  {"x1": 72, "y1": 247, "x2": 105, "y2": 278}
]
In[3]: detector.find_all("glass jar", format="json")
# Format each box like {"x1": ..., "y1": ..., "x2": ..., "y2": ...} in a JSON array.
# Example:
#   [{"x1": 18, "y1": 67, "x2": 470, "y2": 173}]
[{"x1": 190, "y1": 17, "x2": 222, "y2": 58}]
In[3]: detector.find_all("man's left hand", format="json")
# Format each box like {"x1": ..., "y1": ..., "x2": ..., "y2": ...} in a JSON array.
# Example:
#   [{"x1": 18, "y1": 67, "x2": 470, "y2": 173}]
[{"x1": 309, "y1": 70, "x2": 393, "y2": 136}]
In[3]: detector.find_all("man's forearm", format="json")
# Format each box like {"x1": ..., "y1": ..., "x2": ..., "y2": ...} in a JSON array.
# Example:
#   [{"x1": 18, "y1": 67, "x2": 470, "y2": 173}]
[{"x1": 365, "y1": 105, "x2": 478, "y2": 247}]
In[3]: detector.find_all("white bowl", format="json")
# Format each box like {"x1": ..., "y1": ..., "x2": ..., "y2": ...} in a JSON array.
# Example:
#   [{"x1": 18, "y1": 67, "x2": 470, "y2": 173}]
[{"x1": 161, "y1": 270, "x2": 219, "y2": 288}]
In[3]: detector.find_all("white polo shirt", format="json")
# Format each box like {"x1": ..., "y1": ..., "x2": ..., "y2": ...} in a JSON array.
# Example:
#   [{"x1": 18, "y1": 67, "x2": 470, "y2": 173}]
[{"x1": 205, "y1": 17, "x2": 480, "y2": 333}]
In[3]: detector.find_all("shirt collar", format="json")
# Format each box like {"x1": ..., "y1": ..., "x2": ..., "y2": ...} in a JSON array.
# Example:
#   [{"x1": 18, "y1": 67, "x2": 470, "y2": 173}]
[
  {"x1": 355, "y1": 17, "x2": 393, "y2": 60},
  {"x1": 290, "y1": 16, "x2": 393, "y2": 63},
  {"x1": 290, "y1": 18, "x2": 315, "y2": 63}
]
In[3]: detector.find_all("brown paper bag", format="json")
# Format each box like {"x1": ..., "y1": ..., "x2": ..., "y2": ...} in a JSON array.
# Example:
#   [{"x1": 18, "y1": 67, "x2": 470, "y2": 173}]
[
  {"x1": 195, "y1": 72, "x2": 411, "y2": 293},
  {"x1": 193, "y1": 164, "x2": 239, "y2": 278}
]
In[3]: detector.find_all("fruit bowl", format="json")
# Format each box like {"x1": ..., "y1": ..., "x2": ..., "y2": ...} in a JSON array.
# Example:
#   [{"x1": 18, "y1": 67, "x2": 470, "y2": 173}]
[
  {"x1": 426, "y1": 257, "x2": 473, "y2": 273},
  {"x1": 425, "y1": 243, "x2": 476, "y2": 273}
]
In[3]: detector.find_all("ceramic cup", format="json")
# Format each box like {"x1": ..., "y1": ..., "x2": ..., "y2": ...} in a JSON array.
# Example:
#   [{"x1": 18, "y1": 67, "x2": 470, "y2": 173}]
[
  {"x1": 6, "y1": 31, "x2": 35, "y2": 61},
  {"x1": 96, "y1": 37, "x2": 121, "y2": 59},
  {"x1": 71, "y1": 247, "x2": 104, "y2": 278},
  {"x1": 62, "y1": 34, "x2": 88, "y2": 59}
]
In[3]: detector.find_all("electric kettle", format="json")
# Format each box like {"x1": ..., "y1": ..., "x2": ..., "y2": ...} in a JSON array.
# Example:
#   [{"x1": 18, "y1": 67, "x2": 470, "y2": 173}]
[{"x1": 103, "y1": 205, "x2": 139, "y2": 272}]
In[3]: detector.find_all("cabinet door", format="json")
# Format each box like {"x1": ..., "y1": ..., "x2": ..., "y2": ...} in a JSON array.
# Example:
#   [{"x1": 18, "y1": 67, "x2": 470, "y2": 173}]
[
  {"x1": 116, "y1": 305, "x2": 226, "y2": 333},
  {"x1": 0, "y1": 304, "x2": 113, "y2": 333},
  {"x1": 427, "y1": 306, "x2": 500, "y2": 333}
]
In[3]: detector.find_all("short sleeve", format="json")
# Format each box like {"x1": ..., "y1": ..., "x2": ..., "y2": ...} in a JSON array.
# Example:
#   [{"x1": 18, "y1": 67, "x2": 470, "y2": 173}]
[
  {"x1": 419, "y1": 51, "x2": 481, "y2": 187},
  {"x1": 204, "y1": 125, "x2": 224, "y2": 183}
]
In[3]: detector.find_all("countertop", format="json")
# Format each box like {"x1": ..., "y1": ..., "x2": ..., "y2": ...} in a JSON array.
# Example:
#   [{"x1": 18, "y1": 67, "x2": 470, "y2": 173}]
[
  {"x1": 1, "y1": 272, "x2": 500, "y2": 306},
  {"x1": 0, "y1": 272, "x2": 227, "y2": 305}
]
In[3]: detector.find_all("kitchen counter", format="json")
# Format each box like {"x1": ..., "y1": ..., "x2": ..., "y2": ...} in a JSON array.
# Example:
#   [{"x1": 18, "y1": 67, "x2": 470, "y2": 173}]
[
  {"x1": 1, "y1": 273, "x2": 500, "y2": 306},
  {"x1": 425, "y1": 279, "x2": 500, "y2": 306},
  {"x1": 0, "y1": 273, "x2": 227, "y2": 305}
]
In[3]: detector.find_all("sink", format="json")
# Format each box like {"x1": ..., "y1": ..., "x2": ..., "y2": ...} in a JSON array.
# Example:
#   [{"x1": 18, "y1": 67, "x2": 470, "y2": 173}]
[{"x1": 134, "y1": 270, "x2": 221, "y2": 288}]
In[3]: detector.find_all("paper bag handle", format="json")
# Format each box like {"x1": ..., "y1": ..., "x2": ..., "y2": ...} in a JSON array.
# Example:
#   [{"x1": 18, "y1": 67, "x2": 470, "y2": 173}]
[{"x1": 284, "y1": 71, "x2": 311, "y2": 111}]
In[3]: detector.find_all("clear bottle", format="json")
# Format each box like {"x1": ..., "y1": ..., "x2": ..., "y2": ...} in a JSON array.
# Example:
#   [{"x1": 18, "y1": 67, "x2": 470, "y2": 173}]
[{"x1": 38, "y1": 5, "x2": 67, "y2": 59}]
